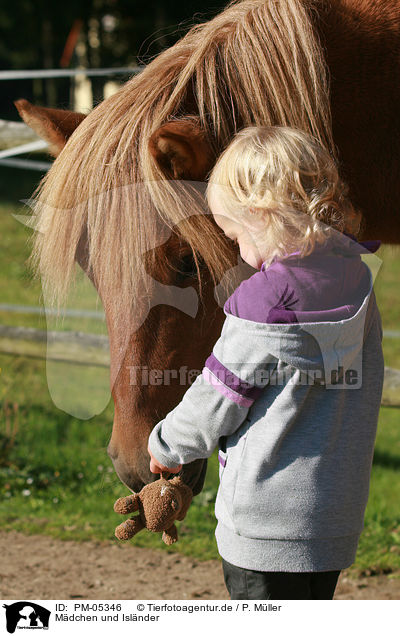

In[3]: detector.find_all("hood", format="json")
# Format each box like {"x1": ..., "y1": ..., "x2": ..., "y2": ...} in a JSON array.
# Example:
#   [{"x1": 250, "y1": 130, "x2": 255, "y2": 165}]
[
  {"x1": 260, "y1": 231, "x2": 381, "y2": 268},
  {"x1": 260, "y1": 265, "x2": 374, "y2": 388},
  {"x1": 257, "y1": 232, "x2": 382, "y2": 389}
]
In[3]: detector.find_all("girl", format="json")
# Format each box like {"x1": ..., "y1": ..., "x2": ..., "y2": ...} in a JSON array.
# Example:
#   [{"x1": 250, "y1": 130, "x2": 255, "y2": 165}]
[{"x1": 148, "y1": 126, "x2": 384, "y2": 600}]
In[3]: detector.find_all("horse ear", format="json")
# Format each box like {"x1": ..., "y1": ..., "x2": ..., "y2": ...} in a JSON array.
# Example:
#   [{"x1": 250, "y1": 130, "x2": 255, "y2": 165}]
[
  {"x1": 14, "y1": 99, "x2": 87, "y2": 157},
  {"x1": 149, "y1": 116, "x2": 215, "y2": 181}
]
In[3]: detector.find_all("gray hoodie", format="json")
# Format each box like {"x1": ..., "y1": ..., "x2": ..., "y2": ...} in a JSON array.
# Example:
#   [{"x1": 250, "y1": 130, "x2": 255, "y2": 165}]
[{"x1": 148, "y1": 231, "x2": 384, "y2": 572}]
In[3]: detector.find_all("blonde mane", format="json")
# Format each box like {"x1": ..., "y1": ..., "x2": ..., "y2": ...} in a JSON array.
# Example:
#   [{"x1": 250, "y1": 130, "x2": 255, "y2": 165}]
[{"x1": 30, "y1": 0, "x2": 334, "y2": 322}]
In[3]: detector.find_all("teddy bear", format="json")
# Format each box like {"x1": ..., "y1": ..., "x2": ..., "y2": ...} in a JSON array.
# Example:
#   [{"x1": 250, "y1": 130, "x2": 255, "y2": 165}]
[{"x1": 114, "y1": 475, "x2": 193, "y2": 545}]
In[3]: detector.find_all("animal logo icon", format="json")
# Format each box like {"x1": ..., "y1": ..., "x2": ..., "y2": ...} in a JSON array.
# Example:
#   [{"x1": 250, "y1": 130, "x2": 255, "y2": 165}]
[{"x1": 2, "y1": 602, "x2": 51, "y2": 633}]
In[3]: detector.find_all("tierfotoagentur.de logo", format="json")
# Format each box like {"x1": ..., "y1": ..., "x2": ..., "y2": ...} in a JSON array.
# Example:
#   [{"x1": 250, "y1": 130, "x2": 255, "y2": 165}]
[{"x1": 2, "y1": 602, "x2": 51, "y2": 633}]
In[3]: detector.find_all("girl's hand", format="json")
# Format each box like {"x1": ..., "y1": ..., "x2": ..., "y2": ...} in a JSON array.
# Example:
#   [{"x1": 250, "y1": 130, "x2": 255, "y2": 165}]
[{"x1": 147, "y1": 443, "x2": 182, "y2": 474}]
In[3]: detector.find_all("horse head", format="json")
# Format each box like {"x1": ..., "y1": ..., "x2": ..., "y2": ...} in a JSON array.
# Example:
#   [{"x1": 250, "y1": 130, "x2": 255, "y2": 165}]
[
  {"x1": 14, "y1": 0, "x2": 400, "y2": 494},
  {"x1": 15, "y1": 98, "x2": 241, "y2": 494}
]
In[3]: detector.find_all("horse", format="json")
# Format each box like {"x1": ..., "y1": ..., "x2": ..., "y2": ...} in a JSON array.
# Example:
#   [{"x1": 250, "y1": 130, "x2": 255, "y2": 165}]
[{"x1": 15, "y1": 0, "x2": 400, "y2": 495}]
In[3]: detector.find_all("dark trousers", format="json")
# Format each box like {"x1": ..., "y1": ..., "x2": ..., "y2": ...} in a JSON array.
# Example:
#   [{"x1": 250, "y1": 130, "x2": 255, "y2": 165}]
[{"x1": 222, "y1": 559, "x2": 341, "y2": 600}]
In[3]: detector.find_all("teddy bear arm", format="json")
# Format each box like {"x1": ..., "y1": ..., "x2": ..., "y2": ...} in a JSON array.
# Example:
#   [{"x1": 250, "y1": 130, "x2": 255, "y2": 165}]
[
  {"x1": 162, "y1": 524, "x2": 178, "y2": 545},
  {"x1": 114, "y1": 494, "x2": 140, "y2": 514},
  {"x1": 115, "y1": 516, "x2": 145, "y2": 540}
]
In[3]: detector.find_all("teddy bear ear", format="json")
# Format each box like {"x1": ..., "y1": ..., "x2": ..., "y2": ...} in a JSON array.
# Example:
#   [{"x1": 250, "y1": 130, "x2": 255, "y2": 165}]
[
  {"x1": 169, "y1": 476, "x2": 183, "y2": 487},
  {"x1": 171, "y1": 499, "x2": 180, "y2": 511}
]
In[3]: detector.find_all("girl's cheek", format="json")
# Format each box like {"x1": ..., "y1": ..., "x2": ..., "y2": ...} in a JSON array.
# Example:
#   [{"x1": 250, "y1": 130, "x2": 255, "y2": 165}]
[
  {"x1": 239, "y1": 244, "x2": 247, "y2": 261},
  {"x1": 240, "y1": 245, "x2": 259, "y2": 269}
]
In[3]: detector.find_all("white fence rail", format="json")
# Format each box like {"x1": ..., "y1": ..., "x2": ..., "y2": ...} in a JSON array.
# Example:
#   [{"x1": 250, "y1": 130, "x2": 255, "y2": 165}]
[
  {"x1": 0, "y1": 67, "x2": 143, "y2": 80},
  {"x1": 0, "y1": 324, "x2": 399, "y2": 405},
  {"x1": 0, "y1": 324, "x2": 109, "y2": 367},
  {"x1": 0, "y1": 304, "x2": 104, "y2": 319},
  {"x1": 0, "y1": 119, "x2": 41, "y2": 150}
]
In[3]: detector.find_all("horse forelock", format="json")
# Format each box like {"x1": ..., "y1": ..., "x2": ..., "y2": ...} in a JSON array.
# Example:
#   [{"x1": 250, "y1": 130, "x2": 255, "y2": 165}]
[{"x1": 30, "y1": 0, "x2": 334, "y2": 326}]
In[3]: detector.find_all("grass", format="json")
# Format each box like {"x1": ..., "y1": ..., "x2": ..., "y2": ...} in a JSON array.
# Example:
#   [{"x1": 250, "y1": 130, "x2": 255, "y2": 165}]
[
  {"x1": 0, "y1": 376, "x2": 398, "y2": 571},
  {"x1": 0, "y1": 170, "x2": 400, "y2": 575},
  {"x1": 0, "y1": 360, "x2": 220, "y2": 559},
  {"x1": 357, "y1": 407, "x2": 400, "y2": 574}
]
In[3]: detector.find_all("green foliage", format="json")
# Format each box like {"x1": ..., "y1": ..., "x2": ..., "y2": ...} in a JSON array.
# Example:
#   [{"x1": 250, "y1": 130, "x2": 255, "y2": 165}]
[{"x1": 374, "y1": 244, "x2": 400, "y2": 330}]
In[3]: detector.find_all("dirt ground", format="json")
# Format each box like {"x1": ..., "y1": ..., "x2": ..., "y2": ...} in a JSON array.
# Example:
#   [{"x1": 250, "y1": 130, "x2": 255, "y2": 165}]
[{"x1": 0, "y1": 531, "x2": 399, "y2": 600}]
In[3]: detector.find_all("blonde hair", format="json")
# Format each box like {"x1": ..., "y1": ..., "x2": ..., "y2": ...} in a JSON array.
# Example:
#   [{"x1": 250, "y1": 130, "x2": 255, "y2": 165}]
[{"x1": 206, "y1": 126, "x2": 362, "y2": 266}]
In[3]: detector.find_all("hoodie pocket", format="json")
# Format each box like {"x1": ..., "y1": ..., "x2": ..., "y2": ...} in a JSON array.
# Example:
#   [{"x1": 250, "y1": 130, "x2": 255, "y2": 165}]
[
  {"x1": 218, "y1": 435, "x2": 228, "y2": 479},
  {"x1": 218, "y1": 448, "x2": 227, "y2": 480},
  {"x1": 216, "y1": 419, "x2": 252, "y2": 529}
]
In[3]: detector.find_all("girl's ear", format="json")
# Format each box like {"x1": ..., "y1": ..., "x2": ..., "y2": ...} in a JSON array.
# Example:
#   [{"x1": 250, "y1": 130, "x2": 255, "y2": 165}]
[
  {"x1": 14, "y1": 99, "x2": 86, "y2": 157},
  {"x1": 148, "y1": 116, "x2": 215, "y2": 181},
  {"x1": 246, "y1": 207, "x2": 268, "y2": 229}
]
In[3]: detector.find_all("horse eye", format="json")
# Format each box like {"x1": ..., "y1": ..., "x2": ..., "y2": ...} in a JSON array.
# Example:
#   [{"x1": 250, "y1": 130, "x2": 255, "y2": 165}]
[
  {"x1": 177, "y1": 253, "x2": 205, "y2": 280},
  {"x1": 178, "y1": 253, "x2": 198, "y2": 278}
]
